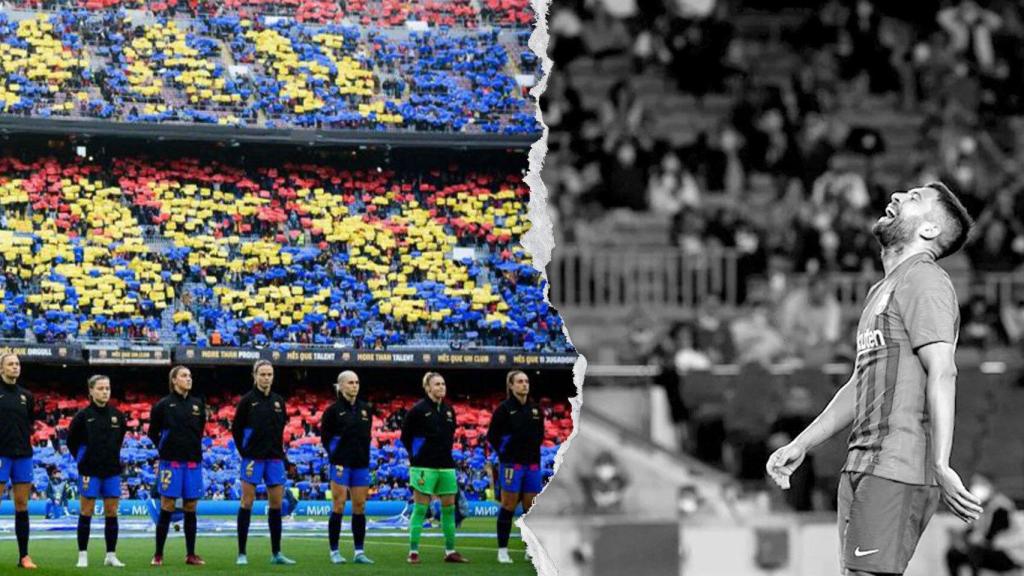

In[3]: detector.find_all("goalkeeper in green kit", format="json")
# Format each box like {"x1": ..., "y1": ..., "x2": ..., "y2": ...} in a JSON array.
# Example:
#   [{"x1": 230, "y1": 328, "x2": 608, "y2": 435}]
[{"x1": 400, "y1": 372, "x2": 469, "y2": 564}]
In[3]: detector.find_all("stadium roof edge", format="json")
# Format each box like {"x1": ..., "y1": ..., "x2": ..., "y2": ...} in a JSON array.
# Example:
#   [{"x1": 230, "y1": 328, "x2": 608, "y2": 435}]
[{"x1": 0, "y1": 117, "x2": 539, "y2": 150}]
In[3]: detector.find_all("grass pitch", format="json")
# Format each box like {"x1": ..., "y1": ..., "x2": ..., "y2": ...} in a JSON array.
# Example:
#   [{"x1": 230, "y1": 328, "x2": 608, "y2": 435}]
[{"x1": 0, "y1": 517, "x2": 535, "y2": 575}]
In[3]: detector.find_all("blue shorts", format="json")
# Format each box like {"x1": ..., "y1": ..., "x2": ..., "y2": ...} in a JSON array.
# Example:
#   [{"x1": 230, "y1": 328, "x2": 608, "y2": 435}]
[
  {"x1": 158, "y1": 461, "x2": 204, "y2": 500},
  {"x1": 241, "y1": 459, "x2": 286, "y2": 487},
  {"x1": 79, "y1": 474, "x2": 121, "y2": 499},
  {"x1": 0, "y1": 456, "x2": 33, "y2": 485},
  {"x1": 329, "y1": 465, "x2": 370, "y2": 487},
  {"x1": 500, "y1": 463, "x2": 543, "y2": 494}
]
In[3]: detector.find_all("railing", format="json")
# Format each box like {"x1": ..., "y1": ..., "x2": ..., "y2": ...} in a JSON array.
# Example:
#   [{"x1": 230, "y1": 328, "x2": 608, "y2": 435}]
[
  {"x1": 804, "y1": 271, "x2": 1024, "y2": 312},
  {"x1": 976, "y1": 272, "x2": 1024, "y2": 308},
  {"x1": 548, "y1": 246, "x2": 739, "y2": 315},
  {"x1": 548, "y1": 245, "x2": 1024, "y2": 316}
]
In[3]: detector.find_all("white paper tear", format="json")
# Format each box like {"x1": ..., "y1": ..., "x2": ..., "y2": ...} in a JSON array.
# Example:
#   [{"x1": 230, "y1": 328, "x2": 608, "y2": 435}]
[{"x1": 517, "y1": 0, "x2": 587, "y2": 573}]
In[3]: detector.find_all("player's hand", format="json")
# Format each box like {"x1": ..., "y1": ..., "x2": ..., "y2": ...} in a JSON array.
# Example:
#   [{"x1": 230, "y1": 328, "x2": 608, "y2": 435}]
[
  {"x1": 934, "y1": 465, "x2": 983, "y2": 523},
  {"x1": 765, "y1": 442, "x2": 806, "y2": 490}
]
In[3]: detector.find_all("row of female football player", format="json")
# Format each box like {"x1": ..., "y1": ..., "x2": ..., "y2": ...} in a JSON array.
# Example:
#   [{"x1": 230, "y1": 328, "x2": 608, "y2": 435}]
[{"x1": 0, "y1": 352, "x2": 544, "y2": 568}]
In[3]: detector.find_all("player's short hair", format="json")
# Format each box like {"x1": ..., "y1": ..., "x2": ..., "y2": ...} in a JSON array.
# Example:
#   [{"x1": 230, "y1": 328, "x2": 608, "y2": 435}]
[
  {"x1": 422, "y1": 371, "x2": 443, "y2": 391},
  {"x1": 252, "y1": 360, "x2": 273, "y2": 377},
  {"x1": 505, "y1": 370, "x2": 527, "y2": 396},
  {"x1": 337, "y1": 370, "x2": 357, "y2": 384},
  {"x1": 0, "y1": 352, "x2": 18, "y2": 366},
  {"x1": 925, "y1": 181, "x2": 974, "y2": 259},
  {"x1": 168, "y1": 365, "x2": 189, "y2": 392},
  {"x1": 87, "y1": 374, "x2": 110, "y2": 390}
]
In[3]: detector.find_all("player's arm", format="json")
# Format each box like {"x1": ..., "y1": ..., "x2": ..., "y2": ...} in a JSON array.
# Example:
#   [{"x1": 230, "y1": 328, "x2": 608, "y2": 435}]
[
  {"x1": 920, "y1": 342, "x2": 983, "y2": 523},
  {"x1": 399, "y1": 406, "x2": 418, "y2": 452},
  {"x1": 897, "y1": 268, "x2": 983, "y2": 521},
  {"x1": 537, "y1": 403, "x2": 546, "y2": 441},
  {"x1": 791, "y1": 376, "x2": 857, "y2": 451},
  {"x1": 278, "y1": 395, "x2": 290, "y2": 455},
  {"x1": 26, "y1": 389, "x2": 35, "y2": 426},
  {"x1": 146, "y1": 400, "x2": 164, "y2": 447},
  {"x1": 66, "y1": 412, "x2": 84, "y2": 458},
  {"x1": 231, "y1": 397, "x2": 249, "y2": 452},
  {"x1": 485, "y1": 404, "x2": 508, "y2": 452},
  {"x1": 318, "y1": 407, "x2": 336, "y2": 455},
  {"x1": 116, "y1": 410, "x2": 127, "y2": 451},
  {"x1": 766, "y1": 375, "x2": 856, "y2": 488}
]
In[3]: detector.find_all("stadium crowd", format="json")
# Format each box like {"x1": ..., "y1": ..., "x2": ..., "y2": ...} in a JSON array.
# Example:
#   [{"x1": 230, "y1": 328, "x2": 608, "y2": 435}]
[
  {"x1": 27, "y1": 384, "x2": 570, "y2": 501},
  {"x1": 0, "y1": 8, "x2": 540, "y2": 133},
  {"x1": 1, "y1": 0, "x2": 533, "y2": 27},
  {"x1": 0, "y1": 148, "x2": 569, "y2": 352},
  {"x1": 545, "y1": 0, "x2": 1024, "y2": 366}
]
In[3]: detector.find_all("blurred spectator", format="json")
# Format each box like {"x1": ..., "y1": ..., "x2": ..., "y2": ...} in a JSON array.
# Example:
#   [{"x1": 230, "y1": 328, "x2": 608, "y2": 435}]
[
  {"x1": 684, "y1": 125, "x2": 746, "y2": 196},
  {"x1": 767, "y1": 386, "x2": 816, "y2": 511},
  {"x1": 601, "y1": 136, "x2": 652, "y2": 210},
  {"x1": 673, "y1": 323, "x2": 712, "y2": 374},
  {"x1": 1000, "y1": 285, "x2": 1024, "y2": 347},
  {"x1": 694, "y1": 296, "x2": 735, "y2": 364},
  {"x1": 937, "y1": 0, "x2": 1002, "y2": 74},
  {"x1": 665, "y1": 2, "x2": 741, "y2": 98},
  {"x1": 968, "y1": 188, "x2": 1024, "y2": 272},
  {"x1": 648, "y1": 327, "x2": 690, "y2": 450},
  {"x1": 945, "y1": 472, "x2": 1024, "y2": 576},
  {"x1": 810, "y1": 154, "x2": 871, "y2": 213},
  {"x1": 582, "y1": 2, "x2": 632, "y2": 66},
  {"x1": 45, "y1": 469, "x2": 74, "y2": 519},
  {"x1": 839, "y1": 0, "x2": 901, "y2": 94},
  {"x1": 960, "y1": 295, "x2": 1006, "y2": 350},
  {"x1": 625, "y1": 308, "x2": 660, "y2": 364},
  {"x1": 548, "y1": 0, "x2": 586, "y2": 67},
  {"x1": 729, "y1": 302, "x2": 789, "y2": 367},
  {"x1": 578, "y1": 451, "x2": 630, "y2": 515},
  {"x1": 648, "y1": 151, "x2": 701, "y2": 215},
  {"x1": 777, "y1": 276, "x2": 842, "y2": 364}
]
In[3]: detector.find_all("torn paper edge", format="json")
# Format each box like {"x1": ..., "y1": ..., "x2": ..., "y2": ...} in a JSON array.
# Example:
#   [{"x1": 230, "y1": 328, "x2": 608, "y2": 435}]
[{"x1": 517, "y1": 0, "x2": 587, "y2": 574}]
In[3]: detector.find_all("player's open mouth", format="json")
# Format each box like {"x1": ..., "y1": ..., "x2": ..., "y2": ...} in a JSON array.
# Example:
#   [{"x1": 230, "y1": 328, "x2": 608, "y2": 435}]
[{"x1": 885, "y1": 204, "x2": 897, "y2": 217}]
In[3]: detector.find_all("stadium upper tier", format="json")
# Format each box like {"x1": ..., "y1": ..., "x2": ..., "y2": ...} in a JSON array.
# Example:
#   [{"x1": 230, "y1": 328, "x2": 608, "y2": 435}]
[
  {"x1": 0, "y1": 153, "x2": 568, "y2": 352},
  {"x1": 8, "y1": 0, "x2": 533, "y2": 27},
  {"x1": 0, "y1": 10, "x2": 541, "y2": 133}
]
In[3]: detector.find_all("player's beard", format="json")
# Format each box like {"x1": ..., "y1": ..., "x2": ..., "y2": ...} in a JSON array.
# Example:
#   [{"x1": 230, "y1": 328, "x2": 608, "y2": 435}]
[{"x1": 872, "y1": 213, "x2": 921, "y2": 250}]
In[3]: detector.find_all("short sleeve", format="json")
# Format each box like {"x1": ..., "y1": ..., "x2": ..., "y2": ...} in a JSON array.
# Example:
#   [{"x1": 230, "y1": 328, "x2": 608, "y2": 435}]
[{"x1": 896, "y1": 266, "x2": 959, "y2": 351}]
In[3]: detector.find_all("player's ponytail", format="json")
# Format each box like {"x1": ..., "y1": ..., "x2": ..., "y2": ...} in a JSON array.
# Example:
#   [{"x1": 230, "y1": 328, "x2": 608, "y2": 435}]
[
  {"x1": 335, "y1": 370, "x2": 357, "y2": 397},
  {"x1": 422, "y1": 371, "x2": 442, "y2": 395},
  {"x1": 252, "y1": 359, "x2": 273, "y2": 386},
  {"x1": 168, "y1": 365, "x2": 188, "y2": 392},
  {"x1": 505, "y1": 370, "x2": 526, "y2": 397}
]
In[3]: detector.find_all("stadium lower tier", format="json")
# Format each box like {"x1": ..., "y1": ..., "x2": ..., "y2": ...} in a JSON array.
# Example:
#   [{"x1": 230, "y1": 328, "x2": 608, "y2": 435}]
[
  {"x1": 29, "y1": 388, "x2": 572, "y2": 502},
  {"x1": 0, "y1": 150, "x2": 569, "y2": 352}
]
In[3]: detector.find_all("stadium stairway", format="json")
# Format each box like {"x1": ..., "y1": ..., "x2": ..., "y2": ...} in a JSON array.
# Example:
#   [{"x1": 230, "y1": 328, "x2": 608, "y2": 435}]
[
  {"x1": 531, "y1": 396, "x2": 736, "y2": 520},
  {"x1": 158, "y1": 306, "x2": 177, "y2": 342}
]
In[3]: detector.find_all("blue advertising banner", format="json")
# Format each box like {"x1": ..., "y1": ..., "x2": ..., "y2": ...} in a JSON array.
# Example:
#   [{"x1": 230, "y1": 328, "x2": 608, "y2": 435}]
[{"x1": 0, "y1": 500, "x2": 505, "y2": 517}]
